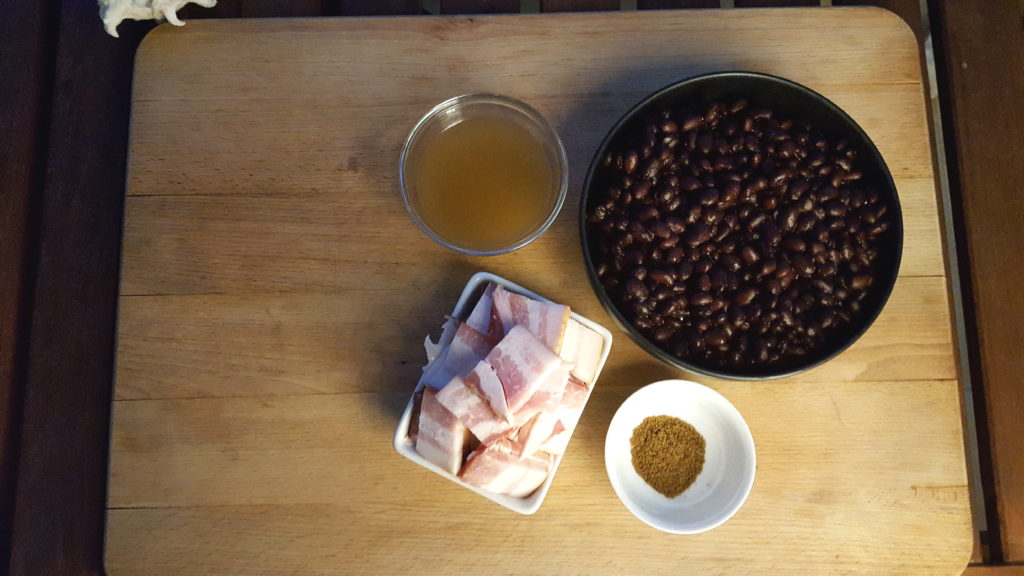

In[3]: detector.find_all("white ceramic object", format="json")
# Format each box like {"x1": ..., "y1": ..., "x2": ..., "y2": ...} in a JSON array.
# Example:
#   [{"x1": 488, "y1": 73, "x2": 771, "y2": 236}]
[
  {"x1": 393, "y1": 272, "x2": 613, "y2": 514},
  {"x1": 605, "y1": 379, "x2": 755, "y2": 533}
]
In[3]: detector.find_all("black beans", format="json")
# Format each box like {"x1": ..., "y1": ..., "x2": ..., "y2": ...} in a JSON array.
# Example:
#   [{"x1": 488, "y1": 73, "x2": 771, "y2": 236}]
[
  {"x1": 850, "y1": 274, "x2": 872, "y2": 290},
  {"x1": 761, "y1": 220, "x2": 782, "y2": 246},
  {"x1": 586, "y1": 99, "x2": 892, "y2": 371},
  {"x1": 683, "y1": 222, "x2": 713, "y2": 246},
  {"x1": 698, "y1": 188, "x2": 720, "y2": 206},
  {"x1": 690, "y1": 292, "x2": 713, "y2": 307},
  {"x1": 649, "y1": 269, "x2": 675, "y2": 286},
  {"x1": 734, "y1": 286, "x2": 757, "y2": 306},
  {"x1": 740, "y1": 246, "x2": 760, "y2": 265},
  {"x1": 782, "y1": 236, "x2": 806, "y2": 253}
]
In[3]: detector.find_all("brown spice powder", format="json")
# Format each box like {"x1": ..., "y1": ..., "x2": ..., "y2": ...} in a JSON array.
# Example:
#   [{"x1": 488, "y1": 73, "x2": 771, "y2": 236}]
[{"x1": 630, "y1": 415, "x2": 706, "y2": 498}]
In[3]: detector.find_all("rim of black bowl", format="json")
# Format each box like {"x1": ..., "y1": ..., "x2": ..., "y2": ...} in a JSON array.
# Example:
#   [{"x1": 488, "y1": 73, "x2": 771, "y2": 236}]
[{"x1": 579, "y1": 71, "x2": 904, "y2": 381}]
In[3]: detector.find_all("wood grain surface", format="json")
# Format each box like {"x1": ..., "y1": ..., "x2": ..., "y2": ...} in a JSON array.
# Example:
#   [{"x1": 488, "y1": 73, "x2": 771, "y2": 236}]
[
  {"x1": 932, "y1": 0, "x2": 1024, "y2": 562},
  {"x1": 107, "y1": 8, "x2": 972, "y2": 575}
]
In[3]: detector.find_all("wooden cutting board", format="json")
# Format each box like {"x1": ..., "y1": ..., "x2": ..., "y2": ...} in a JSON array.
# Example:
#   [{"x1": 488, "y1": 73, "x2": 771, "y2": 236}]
[{"x1": 107, "y1": 8, "x2": 972, "y2": 575}]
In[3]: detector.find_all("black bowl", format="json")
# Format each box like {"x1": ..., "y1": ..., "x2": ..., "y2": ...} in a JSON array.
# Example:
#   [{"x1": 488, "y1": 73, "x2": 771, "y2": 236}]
[{"x1": 580, "y1": 71, "x2": 903, "y2": 380}]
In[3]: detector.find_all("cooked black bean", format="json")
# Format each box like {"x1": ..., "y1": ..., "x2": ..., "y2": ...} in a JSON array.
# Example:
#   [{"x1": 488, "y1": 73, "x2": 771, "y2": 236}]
[
  {"x1": 624, "y1": 279, "x2": 648, "y2": 301},
  {"x1": 652, "y1": 221, "x2": 672, "y2": 240},
  {"x1": 654, "y1": 288, "x2": 674, "y2": 302},
  {"x1": 720, "y1": 253, "x2": 742, "y2": 272},
  {"x1": 659, "y1": 234, "x2": 679, "y2": 249},
  {"x1": 850, "y1": 274, "x2": 872, "y2": 290},
  {"x1": 665, "y1": 217, "x2": 686, "y2": 234},
  {"x1": 665, "y1": 246, "x2": 685, "y2": 265},
  {"x1": 734, "y1": 286, "x2": 757, "y2": 306},
  {"x1": 761, "y1": 220, "x2": 782, "y2": 246},
  {"x1": 740, "y1": 245, "x2": 760, "y2": 265},
  {"x1": 782, "y1": 236, "x2": 806, "y2": 253},
  {"x1": 698, "y1": 188, "x2": 720, "y2": 206},
  {"x1": 706, "y1": 328, "x2": 728, "y2": 348},
  {"x1": 681, "y1": 115, "x2": 702, "y2": 132},
  {"x1": 649, "y1": 269, "x2": 675, "y2": 286},
  {"x1": 683, "y1": 222, "x2": 713, "y2": 246},
  {"x1": 690, "y1": 292, "x2": 713, "y2": 307},
  {"x1": 634, "y1": 205, "x2": 659, "y2": 222},
  {"x1": 695, "y1": 273, "x2": 711, "y2": 292},
  {"x1": 685, "y1": 204, "x2": 702, "y2": 224},
  {"x1": 780, "y1": 205, "x2": 799, "y2": 231},
  {"x1": 792, "y1": 254, "x2": 815, "y2": 277}
]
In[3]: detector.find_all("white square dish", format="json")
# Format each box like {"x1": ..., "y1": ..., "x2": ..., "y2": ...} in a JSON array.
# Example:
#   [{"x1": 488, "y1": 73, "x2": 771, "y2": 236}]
[{"x1": 393, "y1": 271, "x2": 613, "y2": 514}]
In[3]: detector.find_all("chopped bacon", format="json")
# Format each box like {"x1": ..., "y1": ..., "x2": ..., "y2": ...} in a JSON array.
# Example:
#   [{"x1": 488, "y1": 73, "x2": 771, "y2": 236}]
[
  {"x1": 485, "y1": 324, "x2": 562, "y2": 414},
  {"x1": 558, "y1": 319, "x2": 605, "y2": 385},
  {"x1": 513, "y1": 362, "x2": 569, "y2": 428},
  {"x1": 412, "y1": 282, "x2": 605, "y2": 501},
  {"x1": 514, "y1": 410, "x2": 561, "y2": 459},
  {"x1": 435, "y1": 375, "x2": 513, "y2": 445},
  {"x1": 464, "y1": 360, "x2": 511, "y2": 421},
  {"x1": 415, "y1": 388, "x2": 470, "y2": 475},
  {"x1": 539, "y1": 420, "x2": 570, "y2": 456},
  {"x1": 460, "y1": 440, "x2": 552, "y2": 497},
  {"x1": 444, "y1": 322, "x2": 490, "y2": 377},
  {"x1": 556, "y1": 375, "x2": 590, "y2": 432},
  {"x1": 485, "y1": 302, "x2": 505, "y2": 347},
  {"x1": 491, "y1": 285, "x2": 570, "y2": 352},
  {"x1": 419, "y1": 322, "x2": 490, "y2": 390}
]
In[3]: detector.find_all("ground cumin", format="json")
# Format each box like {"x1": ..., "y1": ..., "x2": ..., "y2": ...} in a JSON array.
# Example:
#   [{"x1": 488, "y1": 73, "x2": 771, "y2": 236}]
[{"x1": 630, "y1": 415, "x2": 706, "y2": 498}]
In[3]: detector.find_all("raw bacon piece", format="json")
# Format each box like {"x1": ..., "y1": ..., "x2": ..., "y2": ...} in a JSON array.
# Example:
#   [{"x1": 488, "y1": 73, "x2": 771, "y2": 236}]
[
  {"x1": 444, "y1": 323, "x2": 491, "y2": 377},
  {"x1": 515, "y1": 410, "x2": 561, "y2": 459},
  {"x1": 485, "y1": 324, "x2": 562, "y2": 414},
  {"x1": 419, "y1": 322, "x2": 490, "y2": 390},
  {"x1": 464, "y1": 360, "x2": 511, "y2": 421},
  {"x1": 415, "y1": 388, "x2": 470, "y2": 475},
  {"x1": 485, "y1": 302, "x2": 504, "y2": 348},
  {"x1": 557, "y1": 375, "x2": 590, "y2": 432},
  {"x1": 491, "y1": 286, "x2": 570, "y2": 352},
  {"x1": 558, "y1": 319, "x2": 605, "y2": 385},
  {"x1": 513, "y1": 362, "x2": 569, "y2": 428},
  {"x1": 539, "y1": 420, "x2": 570, "y2": 456},
  {"x1": 461, "y1": 440, "x2": 553, "y2": 497},
  {"x1": 538, "y1": 377, "x2": 591, "y2": 456},
  {"x1": 435, "y1": 376, "x2": 513, "y2": 445}
]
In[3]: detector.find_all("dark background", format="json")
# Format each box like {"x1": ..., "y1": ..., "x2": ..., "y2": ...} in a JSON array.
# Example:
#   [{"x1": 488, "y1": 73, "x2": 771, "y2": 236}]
[{"x1": 1, "y1": 1, "x2": 1022, "y2": 574}]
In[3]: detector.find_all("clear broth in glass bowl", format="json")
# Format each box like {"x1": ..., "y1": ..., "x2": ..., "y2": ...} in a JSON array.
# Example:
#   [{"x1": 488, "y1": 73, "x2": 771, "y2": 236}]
[
  {"x1": 400, "y1": 94, "x2": 568, "y2": 256},
  {"x1": 411, "y1": 115, "x2": 554, "y2": 252}
]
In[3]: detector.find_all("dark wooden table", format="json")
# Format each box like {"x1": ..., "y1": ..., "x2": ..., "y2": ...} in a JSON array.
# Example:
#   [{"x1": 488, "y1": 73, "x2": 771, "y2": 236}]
[{"x1": 1, "y1": 1, "x2": 1022, "y2": 574}]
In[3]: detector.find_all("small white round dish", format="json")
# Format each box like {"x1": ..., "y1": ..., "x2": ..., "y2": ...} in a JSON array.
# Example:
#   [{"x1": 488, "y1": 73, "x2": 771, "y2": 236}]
[{"x1": 605, "y1": 379, "x2": 755, "y2": 534}]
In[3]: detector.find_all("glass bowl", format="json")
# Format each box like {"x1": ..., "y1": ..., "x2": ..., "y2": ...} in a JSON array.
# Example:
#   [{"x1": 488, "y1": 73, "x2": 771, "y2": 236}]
[{"x1": 400, "y1": 94, "x2": 569, "y2": 256}]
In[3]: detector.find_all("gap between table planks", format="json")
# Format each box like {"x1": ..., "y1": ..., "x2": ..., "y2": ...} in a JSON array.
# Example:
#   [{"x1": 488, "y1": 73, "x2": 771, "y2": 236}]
[{"x1": 107, "y1": 8, "x2": 972, "y2": 575}]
